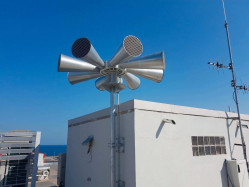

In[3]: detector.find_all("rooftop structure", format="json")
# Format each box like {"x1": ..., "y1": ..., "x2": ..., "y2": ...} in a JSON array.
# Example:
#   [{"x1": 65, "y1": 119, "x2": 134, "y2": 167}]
[{"x1": 65, "y1": 99, "x2": 249, "y2": 187}]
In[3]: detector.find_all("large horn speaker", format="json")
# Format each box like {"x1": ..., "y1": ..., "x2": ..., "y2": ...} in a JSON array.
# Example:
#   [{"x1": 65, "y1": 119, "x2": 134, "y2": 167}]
[
  {"x1": 122, "y1": 73, "x2": 140, "y2": 90},
  {"x1": 59, "y1": 35, "x2": 165, "y2": 86},
  {"x1": 72, "y1": 38, "x2": 105, "y2": 68},
  {"x1": 68, "y1": 72, "x2": 102, "y2": 85},
  {"x1": 108, "y1": 35, "x2": 143, "y2": 67},
  {"x1": 126, "y1": 68, "x2": 164, "y2": 83},
  {"x1": 119, "y1": 52, "x2": 165, "y2": 70},
  {"x1": 58, "y1": 54, "x2": 99, "y2": 72}
]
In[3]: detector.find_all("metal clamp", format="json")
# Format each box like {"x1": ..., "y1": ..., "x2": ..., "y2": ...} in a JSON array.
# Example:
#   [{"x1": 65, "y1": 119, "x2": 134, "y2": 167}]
[
  {"x1": 117, "y1": 180, "x2": 125, "y2": 187},
  {"x1": 108, "y1": 137, "x2": 125, "y2": 153},
  {"x1": 116, "y1": 137, "x2": 125, "y2": 153}
]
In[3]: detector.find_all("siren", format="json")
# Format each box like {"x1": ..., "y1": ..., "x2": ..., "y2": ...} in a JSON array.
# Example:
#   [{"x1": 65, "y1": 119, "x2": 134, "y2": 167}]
[
  {"x1": 122, "y1": 73, "x2": 140, "y2": 90},
  {"x1": 72, "y1": 38, "x2": 105, "y2": 68},
  {"x1": 119, "y1": 52, "x2": 165, "y2": 70},
  {"x1": 58, "y1": 54, "x2": 99, "y2": 72},
  {"x1": 58, "y1": 35, "x2": 166, "y2": 187},
  {"x1": 108, "y1": 35, "x2": 143, "y2": 67},
  {"x1": 126, "y1": 68, "x2": 164, "y2": 83},
  {"x1": 68, "y1": 72, "x2": 102, "y2": 85}
]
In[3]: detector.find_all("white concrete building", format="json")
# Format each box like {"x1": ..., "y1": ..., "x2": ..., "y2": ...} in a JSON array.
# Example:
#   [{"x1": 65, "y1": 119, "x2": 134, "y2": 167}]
[{"x1": 65, "y1": 99, "x2": 249, "y2": 187}]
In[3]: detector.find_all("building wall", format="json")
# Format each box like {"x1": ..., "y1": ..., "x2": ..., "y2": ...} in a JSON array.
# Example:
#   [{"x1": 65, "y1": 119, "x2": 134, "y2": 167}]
[
  {"x1": 66, "y1": 117, "x2": 110, "y2": 187},
  {"x1": 134, "y1": 108, "x2": 249, "y2": 187},
  {"x1": 65, "y1": 99, "x2": 249, "y2": 187},
  {"x1": 65, "y1": 108, "x2": 136, "y2": 187}
]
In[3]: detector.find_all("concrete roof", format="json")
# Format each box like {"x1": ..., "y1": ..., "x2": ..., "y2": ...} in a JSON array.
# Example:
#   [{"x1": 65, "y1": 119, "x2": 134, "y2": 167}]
[{"x1": 69, "y1": 99, "x2": 249, "y2": 127}]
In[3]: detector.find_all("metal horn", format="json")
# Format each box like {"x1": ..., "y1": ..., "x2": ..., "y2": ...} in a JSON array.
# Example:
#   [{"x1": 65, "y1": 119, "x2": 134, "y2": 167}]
[
  {"x1": 68, "y1": 72, "x2": 102, "y2": 85},
  {"x1": 58, "y1": 54, "x2": 99, "y2": 72},
  {"x1": 95, "y1": 77, "x2": 108, "y2": 91},
  {"x1": 123, "y1": 73, "x2": 140, "y2": 90},
  {"x1": 126, "y1": 68, "x2": 164, "y2": 83},
  {"x1": 109, "y1": 35, "x2": 143, "y2": 67},
  {"x1": 119, "y1": 52, "x2": 165, "y2": 70},
  {"x1": 72, "y1": 38, "x2": 105, "y2": 68}
]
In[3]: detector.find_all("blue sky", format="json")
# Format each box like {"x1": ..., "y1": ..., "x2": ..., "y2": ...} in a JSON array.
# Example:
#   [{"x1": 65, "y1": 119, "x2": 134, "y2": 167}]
[{"x1": 0, "y1": 0, "x2": 248, "y2": 145}]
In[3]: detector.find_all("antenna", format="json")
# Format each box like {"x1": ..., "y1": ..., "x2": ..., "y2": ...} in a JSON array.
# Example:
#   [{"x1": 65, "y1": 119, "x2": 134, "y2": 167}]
[
  {"x1": 58, "y1": 35, "x2": 165, "y2": 186},
  {"x1": 208, "y1": 0, "x2": 249, "y2": 171}
]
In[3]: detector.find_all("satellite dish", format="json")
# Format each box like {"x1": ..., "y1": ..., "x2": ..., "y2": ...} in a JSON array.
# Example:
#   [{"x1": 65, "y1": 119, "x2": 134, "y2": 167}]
[{"x1": 58, "y1": 35, "x2": 165, "y2": 187}]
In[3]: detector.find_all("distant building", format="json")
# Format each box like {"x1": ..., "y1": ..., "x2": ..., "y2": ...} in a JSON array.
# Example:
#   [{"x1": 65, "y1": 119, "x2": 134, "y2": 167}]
[
  {"x1": 65, "y1": 99, "x2": 249, "y2": 187},
  {"x1": 0, "y1": 130, "x2": 41, "y2": 187}
]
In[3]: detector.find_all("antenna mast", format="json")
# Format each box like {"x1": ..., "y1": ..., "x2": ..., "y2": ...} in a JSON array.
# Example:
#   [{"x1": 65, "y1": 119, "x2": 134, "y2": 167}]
[{"x1": 209, "y1": 0, "x2": 249, "y2": 170}]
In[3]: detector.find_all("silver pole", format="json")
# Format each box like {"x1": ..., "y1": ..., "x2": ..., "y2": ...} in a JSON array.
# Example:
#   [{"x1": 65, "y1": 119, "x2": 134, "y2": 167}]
[
  {"x1": 110, "y1": 87, "x2": 116, "y2": 187},
  {"x1": 221, "y1": 0, "x2": 248, "y2": 170},
  {"x1": 116, "y1": 92, "x2": 121, "y2": 186}
]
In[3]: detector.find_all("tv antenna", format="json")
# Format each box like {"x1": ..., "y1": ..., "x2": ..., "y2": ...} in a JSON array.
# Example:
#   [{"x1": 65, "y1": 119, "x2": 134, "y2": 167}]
[
  {"x1": 208, "y1": 0, "x2": 249, "y2": 171},
  {"x1": 58, "y1": 35, "x2": 165, "y2": 186}
]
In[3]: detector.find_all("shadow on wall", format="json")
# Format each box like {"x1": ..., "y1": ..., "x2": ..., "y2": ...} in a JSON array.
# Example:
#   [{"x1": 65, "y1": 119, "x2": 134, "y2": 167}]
[
  {"x1": 156, "y1": 121, "x2": 165, "y2": 139},
  {"x1": 156, "y1": 119, "x2": 176, "y2": 139},
  {"x1": 225, "y1": 112, "x2": 235, "y2": 160}
]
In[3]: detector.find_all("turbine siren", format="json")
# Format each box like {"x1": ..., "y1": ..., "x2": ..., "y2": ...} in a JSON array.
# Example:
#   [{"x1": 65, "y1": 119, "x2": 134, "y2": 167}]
[
  {"x1": 119, "y1": 51, "x2": 165, "y2": 70},
  {"x1": 58, "y1": 54, "x2": 99, "y2": 72},
  {"x1": 123, "y1": 73, "x2": 141, "y2": 90},
  {"x1": 72, "y1": 38, "x2": 105, "y2": 68},
  {"x1": 68, "y1": 72, "x2": 102, "y2": 85},
  {"x1": 109, "y1": 35, "x2": 143, "y2": 67},
  {"x1": 126, "y1": 68, "x2": 164, "y2": 83}
]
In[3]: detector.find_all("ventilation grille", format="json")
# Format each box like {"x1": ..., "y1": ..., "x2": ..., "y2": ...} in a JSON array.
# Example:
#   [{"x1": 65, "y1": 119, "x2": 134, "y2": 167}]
[
  {"x1": 72, "y1": 38, "x2": 91, "y2": 58},
  {"x1": 123, "y1": 35, "x2": 143, "y2": 57}
]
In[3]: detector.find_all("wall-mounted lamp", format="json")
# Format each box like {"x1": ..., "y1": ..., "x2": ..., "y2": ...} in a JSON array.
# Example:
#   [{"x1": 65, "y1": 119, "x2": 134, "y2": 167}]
[{"x1": 162, "y1": 118, "x2": 176, "y2": 125}]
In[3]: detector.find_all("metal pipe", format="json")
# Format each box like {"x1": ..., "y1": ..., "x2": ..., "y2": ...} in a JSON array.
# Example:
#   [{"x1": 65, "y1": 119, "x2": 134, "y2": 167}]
[
  {"x1": 110, "y1": 87, "x2": 116, "y2": 187},
  {"x1": 221, "y1": 0, "x2": 248, "y2": 171},
  {"x1": 116, "y1": 92, "x2": 121, "y2": 186}
]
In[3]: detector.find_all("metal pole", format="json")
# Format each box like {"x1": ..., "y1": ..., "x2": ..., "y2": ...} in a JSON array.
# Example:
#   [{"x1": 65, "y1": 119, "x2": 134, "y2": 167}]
[
  {"x1": 110, "y1": 87, "x2": 116, "y2": 187},
  {"x1": 116, "y1": 92, "x2": 121, "y2": 186},
  {"x1": 221, "y1": 0, "x2": 248, "y2": 170}
]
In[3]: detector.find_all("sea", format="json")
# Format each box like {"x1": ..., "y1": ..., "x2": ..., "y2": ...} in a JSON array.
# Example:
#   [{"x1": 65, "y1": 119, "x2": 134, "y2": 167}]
[{"x1": 39, "y1": 145, "x2": 67, "y2": 156}]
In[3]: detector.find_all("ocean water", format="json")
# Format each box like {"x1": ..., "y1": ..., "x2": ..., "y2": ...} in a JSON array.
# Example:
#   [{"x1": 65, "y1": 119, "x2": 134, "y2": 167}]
[{"x1": 39, "y1": 145, "x2": 67, "y2": 156}]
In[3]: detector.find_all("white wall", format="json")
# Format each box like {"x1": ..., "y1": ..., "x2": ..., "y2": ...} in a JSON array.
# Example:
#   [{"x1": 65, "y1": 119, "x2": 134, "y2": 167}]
[
  {"x1": 66, "y1": 117, "x2": 111, "y2": 187},
  {"x1": 65, "y1": 100, "x2": 136, "y2": 187},
  {"x1": 65, "y1": 99, "x2": 249, "y2": 187},
  {"x1": 134, "y1": 106, "x2": 249, "y2": 187}
]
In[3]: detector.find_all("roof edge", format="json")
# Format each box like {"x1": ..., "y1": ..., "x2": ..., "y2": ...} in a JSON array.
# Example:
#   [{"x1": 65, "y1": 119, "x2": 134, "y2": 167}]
[{"x1": 133, "y1": 99, "x2": 249, "y2": 121}]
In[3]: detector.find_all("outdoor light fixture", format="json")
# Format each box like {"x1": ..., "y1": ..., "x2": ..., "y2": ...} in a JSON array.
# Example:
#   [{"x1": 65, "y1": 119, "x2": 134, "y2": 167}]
[{"x1": 58, "y1": 35, "x2": 165, "y2": 187}]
